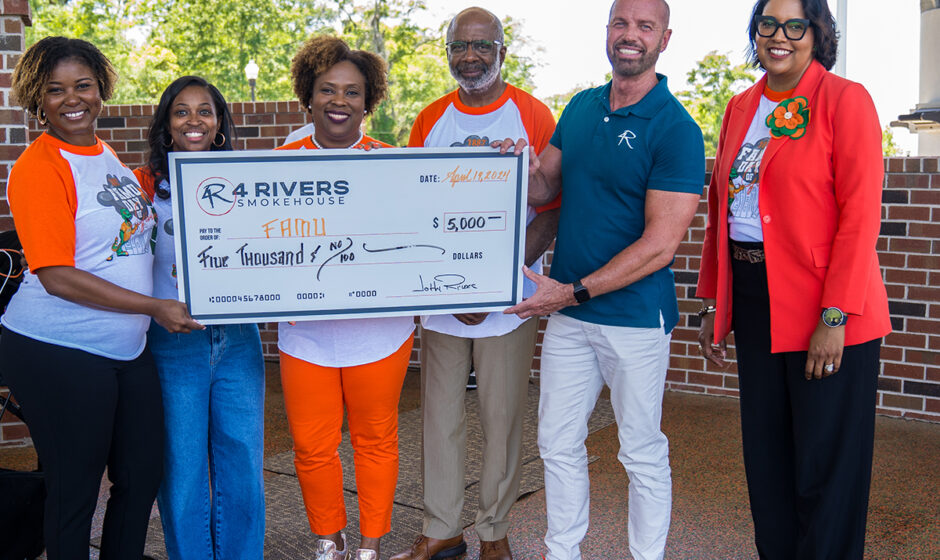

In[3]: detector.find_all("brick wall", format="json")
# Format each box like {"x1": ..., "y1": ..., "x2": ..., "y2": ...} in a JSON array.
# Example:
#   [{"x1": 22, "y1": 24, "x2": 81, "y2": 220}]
[
  {"x1": 670, "y1": 157, "x2": 940, "y2": 423},
  {"x1": 0, "y1": 0, "x2": 29, "y2": 445},
  {"x1": 0, "y1": 98, "x2": 938, "y2": 445}
]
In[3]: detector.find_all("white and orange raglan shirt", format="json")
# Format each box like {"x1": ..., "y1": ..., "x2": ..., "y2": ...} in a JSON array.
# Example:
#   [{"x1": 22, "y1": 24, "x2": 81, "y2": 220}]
[
  {"x1": 409, "y1": 83, "x2": 558, "y2": 338},
  {"x1": 3, "y1": 133, "x2": 157, "y2": 360}
]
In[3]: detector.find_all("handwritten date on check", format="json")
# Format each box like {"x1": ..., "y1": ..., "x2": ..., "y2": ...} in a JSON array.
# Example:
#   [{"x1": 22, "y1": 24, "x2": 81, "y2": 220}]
[{"x1": 168, "y1": 147, "x2": 528, "y2": 324}]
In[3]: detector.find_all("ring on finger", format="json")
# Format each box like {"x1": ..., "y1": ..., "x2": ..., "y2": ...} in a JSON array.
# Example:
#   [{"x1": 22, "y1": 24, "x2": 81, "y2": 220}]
[{"x1": 825, "y1": 363, "x2": 835, "y2": 373}]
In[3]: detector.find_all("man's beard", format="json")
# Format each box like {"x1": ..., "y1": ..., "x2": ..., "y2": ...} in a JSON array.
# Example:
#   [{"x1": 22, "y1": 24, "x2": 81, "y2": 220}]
[
  {"x1": 607, "y1": 41, "x2": 661, "y2": 77},
  {"x1": 450, "y1": 59, "x2": 502, "y2": 93}
]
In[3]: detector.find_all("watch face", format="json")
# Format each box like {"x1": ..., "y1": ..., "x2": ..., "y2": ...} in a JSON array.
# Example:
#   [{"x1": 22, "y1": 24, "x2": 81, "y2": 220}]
[
  {"x1": 822, "y1": 307, "x2": 845, "y2": 326},
  {"x1": 574, "y1": 287, "x2": 589, "y2": 304},
  {"x1": 573, "y1": 281, "x2": 590, "y2": 303}
]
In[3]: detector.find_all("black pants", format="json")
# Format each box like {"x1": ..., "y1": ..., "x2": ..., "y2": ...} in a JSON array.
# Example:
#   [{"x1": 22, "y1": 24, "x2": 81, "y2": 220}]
[
  {"x1": 731, "y1": 256, "x2": 880, "y2": 560},
  {"x1": 0, "y1": 329, "x2": 164, "y2": 560}
]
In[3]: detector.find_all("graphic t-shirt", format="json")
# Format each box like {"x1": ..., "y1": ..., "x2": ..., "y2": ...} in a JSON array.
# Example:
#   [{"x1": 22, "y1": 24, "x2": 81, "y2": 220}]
[
  {"x1": 3, "y1": 134, "x2": 157, "y2": 360},
  {"x1": 274, "y1": 134, "x2": 416, "y2": 367},
  {"x1": 728, "y1": 88, "x2": 792, "y2": 242},
  {"x1": 409, "y1": 84, "x2": 556, "y2": 338}
]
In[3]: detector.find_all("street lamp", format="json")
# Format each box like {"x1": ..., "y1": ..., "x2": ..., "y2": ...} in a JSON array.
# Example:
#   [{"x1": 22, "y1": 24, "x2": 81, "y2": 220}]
[{"x1": 244, "y1": 59, "x2": 259, "y2": 102}]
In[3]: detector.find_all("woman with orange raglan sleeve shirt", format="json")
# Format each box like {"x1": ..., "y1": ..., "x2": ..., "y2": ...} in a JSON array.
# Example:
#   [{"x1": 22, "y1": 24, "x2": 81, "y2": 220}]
[
  {"x1": 695, "y1": 0, "x2": 891, "y2": 558},
  {"x1": 1, "y1": 37, "x2": 200, "y2": 560}
]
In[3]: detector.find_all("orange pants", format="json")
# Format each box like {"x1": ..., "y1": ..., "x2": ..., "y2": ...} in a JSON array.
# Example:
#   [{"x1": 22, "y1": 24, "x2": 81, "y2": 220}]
[{"x1": 279, "y1": 337, "x2": 412, "y2": 538}]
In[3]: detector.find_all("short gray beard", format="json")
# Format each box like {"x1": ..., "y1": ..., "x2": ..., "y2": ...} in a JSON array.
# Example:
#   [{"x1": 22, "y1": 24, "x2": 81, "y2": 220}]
[{"x1": 451, "y1": 60, "x2": 502, "y2": 94}]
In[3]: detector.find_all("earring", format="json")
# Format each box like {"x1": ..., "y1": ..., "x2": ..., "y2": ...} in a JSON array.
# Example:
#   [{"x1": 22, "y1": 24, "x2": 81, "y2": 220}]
[
  {"x1": 213, "y1": 132, "x2": 225, "y2": 147},
  {"x1": 162, "y1": 135, "x2": 173, "y2": 147},
  {"x1": 37, "y1": 109, "x2": 47, "y2": 125}
]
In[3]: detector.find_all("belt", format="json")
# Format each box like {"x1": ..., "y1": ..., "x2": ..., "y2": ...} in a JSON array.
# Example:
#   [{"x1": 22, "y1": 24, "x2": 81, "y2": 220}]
[{"x1": 731, "y1": 244, "x2": 765, "y2": 263}]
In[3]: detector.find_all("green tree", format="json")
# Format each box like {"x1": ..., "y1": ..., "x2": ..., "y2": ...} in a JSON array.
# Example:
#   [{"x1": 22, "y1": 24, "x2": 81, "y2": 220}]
[
  {"x1": 144, "y1": 0, "x2": 330, "y2": 102},
  {"x1": 26, "y1": 0, "x2": 177, "y2": 103},
  {"x1": 332, "y1": 0, "x2": 451, "y2": 145},
  {"x1": 544, "y1": 73, "x2": 610, "y2": 121},
  {"x1": 882, "y1": 125, "x2": 904, "y2": 156},
  {"x1": 24, "y1": 0, "x2": 539, "y2": 140},
  {"x1": 676, "y1": 51, "x2": 757, "y2": 157},
  {"x1": 333, "y1": 1, "x2": 539, "y2": 146},
  {"x1": 499, "y1": 17, "x2": 538, "y2": 94}
]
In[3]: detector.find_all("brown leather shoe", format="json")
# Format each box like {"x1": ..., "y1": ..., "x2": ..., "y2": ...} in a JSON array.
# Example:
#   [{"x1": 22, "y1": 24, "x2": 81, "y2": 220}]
[
  {"x1": 389, "y1": 534, "x2": 467, "y2": 560},
  {"x1": 479, "y1": 537, "x2": 513, "y2": 560}
]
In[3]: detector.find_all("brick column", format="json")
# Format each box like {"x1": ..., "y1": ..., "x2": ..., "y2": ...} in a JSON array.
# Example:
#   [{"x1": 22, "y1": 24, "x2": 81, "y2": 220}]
[
  {"x1": 0, "y1": 0, "x2": 30, "y2": 231},
  {"x1": 0, "y1": 0, "x2": 29, "y2": 447}
]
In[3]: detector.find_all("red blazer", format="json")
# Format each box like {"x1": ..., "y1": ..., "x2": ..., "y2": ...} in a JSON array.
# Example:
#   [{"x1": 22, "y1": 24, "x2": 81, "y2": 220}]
[{"x1": 697, "y1": 60, "x2": 891, "y2": 353}]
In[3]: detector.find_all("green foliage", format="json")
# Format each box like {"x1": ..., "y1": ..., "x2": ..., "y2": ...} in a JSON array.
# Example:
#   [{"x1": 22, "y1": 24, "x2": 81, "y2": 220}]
[
  {"x1": 26, "y1": 0, "x2": 174, "y2": 103},
  {"x1": 332, "y1": 0, "x2": 451, "y2": 145},
  {"x1": 676, "y1": 51, "x2": 758, "y2": 157},
  {"x1": 882, "y1": 125, "x2": 904, "y2": 157},
  {"x1": 543, "y1": 73, "x2": 610, "y2": 121},
  {"x1": 334, "y1": 2, "x2": 539, "y2": 145},
  {"x1": 499, "y1": 17, "x2": 538, "y2": 94},
  {"x1": 144, "y1": 0, "x2": 329, "y2": 103},
  {"x1": 25, "y1": 0, "x2": 539, "y2": 141}
]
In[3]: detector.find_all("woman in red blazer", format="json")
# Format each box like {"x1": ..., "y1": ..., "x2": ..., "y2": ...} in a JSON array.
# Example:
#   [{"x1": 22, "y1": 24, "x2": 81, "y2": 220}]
[{"x1": 696, "y1": 0, "x2": 890, "y2": 558}]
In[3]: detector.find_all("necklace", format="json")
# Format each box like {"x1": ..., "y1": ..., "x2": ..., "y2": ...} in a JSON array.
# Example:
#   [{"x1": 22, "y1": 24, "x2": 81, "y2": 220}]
[{"x1": 311, "y1": 130, "x2": 364, "y2": 149}]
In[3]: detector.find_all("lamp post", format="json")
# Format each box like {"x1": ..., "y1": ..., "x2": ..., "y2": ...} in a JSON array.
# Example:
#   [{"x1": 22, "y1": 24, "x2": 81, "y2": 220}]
[{"x1": 244, "y1": 59, "x2": 259, "y2": 102}]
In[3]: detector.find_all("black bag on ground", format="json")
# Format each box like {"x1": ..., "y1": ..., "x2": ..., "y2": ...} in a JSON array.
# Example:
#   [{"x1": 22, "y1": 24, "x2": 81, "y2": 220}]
[
  {"x1": 0, "y1": 228, "x2": 44, "y2": 560},
  {"x1": 0, "y1": 394, "x2": 45, "y2": 560},
  {"x1": 0, "y1": 469, "x2": 44, "y2": 560}
]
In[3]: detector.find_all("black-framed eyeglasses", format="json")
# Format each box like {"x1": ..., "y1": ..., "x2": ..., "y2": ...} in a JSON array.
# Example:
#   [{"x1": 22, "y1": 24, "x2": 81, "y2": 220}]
[
  {"x1": 753, "y1": 15, "x2": 811, "y2": 41},
  {"x1": 445, "y1": 40, "x2": 502, "y2": 56}
]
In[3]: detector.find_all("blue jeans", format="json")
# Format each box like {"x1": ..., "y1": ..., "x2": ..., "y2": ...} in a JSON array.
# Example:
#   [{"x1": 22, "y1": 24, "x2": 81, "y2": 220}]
[{"x1": 148, "y1": 321, "x2": 266, "y2": 560}]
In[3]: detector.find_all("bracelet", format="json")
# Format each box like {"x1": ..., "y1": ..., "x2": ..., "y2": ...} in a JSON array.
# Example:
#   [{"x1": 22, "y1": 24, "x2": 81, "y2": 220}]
[{"x1": 697, "y1": 305, "x2": 717, "y2": 318}]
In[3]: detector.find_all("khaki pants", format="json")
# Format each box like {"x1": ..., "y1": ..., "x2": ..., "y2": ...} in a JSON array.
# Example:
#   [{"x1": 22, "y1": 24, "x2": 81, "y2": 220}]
[{"x1": 419, "y1": 318, "x2": 539, "y2": 541}]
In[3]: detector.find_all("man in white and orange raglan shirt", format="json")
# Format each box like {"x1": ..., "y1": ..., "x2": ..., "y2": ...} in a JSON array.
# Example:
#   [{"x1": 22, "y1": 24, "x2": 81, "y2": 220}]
[{"x1": 391, "y1": 7, "x2": 559, "y2": 560}]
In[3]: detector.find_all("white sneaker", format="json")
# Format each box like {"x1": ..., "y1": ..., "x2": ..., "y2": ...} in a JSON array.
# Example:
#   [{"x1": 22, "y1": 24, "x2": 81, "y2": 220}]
[
  {"x1": 354, "y1": 550, "x2": 377, "y2": 560},
  {"x1": 314, "y1": 533, "x2": 349, "y2": 560}
]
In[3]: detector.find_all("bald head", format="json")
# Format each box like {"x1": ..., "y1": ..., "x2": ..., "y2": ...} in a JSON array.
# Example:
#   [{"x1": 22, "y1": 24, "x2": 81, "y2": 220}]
[
  {"x1": 446, "y1": 7, "x2": 504, "y2": 44},
  {"x1": 609, "y1": 0, "x2": 670, "y2": 28}
]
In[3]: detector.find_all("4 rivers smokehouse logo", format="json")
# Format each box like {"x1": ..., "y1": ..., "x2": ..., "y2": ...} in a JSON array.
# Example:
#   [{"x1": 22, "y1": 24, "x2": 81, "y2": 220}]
[{"x1": 195, "y1": 175, "x2": 350, "y2": 216}]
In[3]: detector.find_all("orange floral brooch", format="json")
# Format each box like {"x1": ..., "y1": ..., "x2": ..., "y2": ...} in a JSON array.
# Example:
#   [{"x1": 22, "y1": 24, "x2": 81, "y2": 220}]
[{"x1": 766, "y1": 96, "x2": 810, "y2": 139}]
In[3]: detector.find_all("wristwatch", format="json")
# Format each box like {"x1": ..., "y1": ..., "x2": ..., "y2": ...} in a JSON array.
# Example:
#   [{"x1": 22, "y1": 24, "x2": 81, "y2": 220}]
[
  {"x1": 572, "y1": 280, "x2": 591, "y2": 304},
  {"x1": 821, "y1": 306, "x2": 847, "y2": 327},
  {"x1": 698, "y1": 305, "x2": 717, "y2": 318}
]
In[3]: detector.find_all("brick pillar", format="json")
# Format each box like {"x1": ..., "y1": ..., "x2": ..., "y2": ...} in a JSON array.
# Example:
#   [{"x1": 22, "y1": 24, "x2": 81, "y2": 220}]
[
  {"x1": 0, "y1": 0, "x2": 30, "y2": 231},
  {"x1": 0, "y1": 0, "x2": 29, "y2": 447}
]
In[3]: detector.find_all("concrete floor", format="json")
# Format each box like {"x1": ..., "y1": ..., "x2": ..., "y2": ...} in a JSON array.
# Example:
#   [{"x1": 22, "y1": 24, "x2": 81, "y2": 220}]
[{"x1": 1, "y1": 362, "x2": 937, "y2": 559}]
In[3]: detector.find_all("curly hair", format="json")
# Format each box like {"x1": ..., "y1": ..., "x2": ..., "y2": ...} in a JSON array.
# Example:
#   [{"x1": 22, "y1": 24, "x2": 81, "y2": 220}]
[
  {"x1": 746, "y1": 0, "x2": 839, "y2": 71},
  {"x1": 11, "y1": 36, "x2": 117, "y2": 121},
  {"x1": 143, "y1": 76, "x2": 236, "y2": 198},
  {"x1": 290, "y1": 35, "x2": 388, "y2": 114}
]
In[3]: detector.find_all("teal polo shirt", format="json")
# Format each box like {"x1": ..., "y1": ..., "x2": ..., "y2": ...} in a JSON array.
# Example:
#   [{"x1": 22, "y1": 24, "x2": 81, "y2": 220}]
[{"x1": 549, "y1": 75, "x2": 704, "y2": 332}]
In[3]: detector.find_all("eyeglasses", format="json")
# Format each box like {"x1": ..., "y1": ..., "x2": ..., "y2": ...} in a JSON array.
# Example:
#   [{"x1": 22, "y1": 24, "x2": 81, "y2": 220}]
[
  {"x1": 753, "y1": 15, "x2": 811, "y2": 41},
  {"x1": 445, "y1": 40, "x2": 502, "y2": 56}
]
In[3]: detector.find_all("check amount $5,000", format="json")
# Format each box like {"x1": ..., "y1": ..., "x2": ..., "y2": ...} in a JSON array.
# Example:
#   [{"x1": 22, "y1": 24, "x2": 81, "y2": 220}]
[{"x1": 172, "y1": 147, "x2": 527, "y2": 324}]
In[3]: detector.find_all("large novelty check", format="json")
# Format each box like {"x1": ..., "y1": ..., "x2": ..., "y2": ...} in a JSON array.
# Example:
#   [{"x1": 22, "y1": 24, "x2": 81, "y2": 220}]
[{"x1": 169, "y1": 147, "x2": 528, "y2": 324}]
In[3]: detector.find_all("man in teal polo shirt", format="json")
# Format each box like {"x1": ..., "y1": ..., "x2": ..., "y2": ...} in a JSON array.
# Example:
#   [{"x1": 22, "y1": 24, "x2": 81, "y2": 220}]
[{"x1": 505, "y1": 0, "x2": 703, "y2": 558}]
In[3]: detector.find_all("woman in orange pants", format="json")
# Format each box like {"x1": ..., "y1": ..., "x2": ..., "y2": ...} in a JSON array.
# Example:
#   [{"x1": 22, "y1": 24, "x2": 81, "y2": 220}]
[{"x1": 277, "y1": 34, "x2": 414, "y2": 560}]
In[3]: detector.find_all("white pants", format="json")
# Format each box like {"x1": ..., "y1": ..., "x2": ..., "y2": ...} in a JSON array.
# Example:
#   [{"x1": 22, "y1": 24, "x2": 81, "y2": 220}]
[{"x1": 538, "y1": 313, "x2": 672, "y2": 560}]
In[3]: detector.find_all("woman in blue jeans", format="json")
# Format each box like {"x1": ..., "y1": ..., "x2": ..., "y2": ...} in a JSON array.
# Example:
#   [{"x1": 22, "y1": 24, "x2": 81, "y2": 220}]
[{"x1": 134, "y1": 76, "x2": 266, "y2": 559}]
